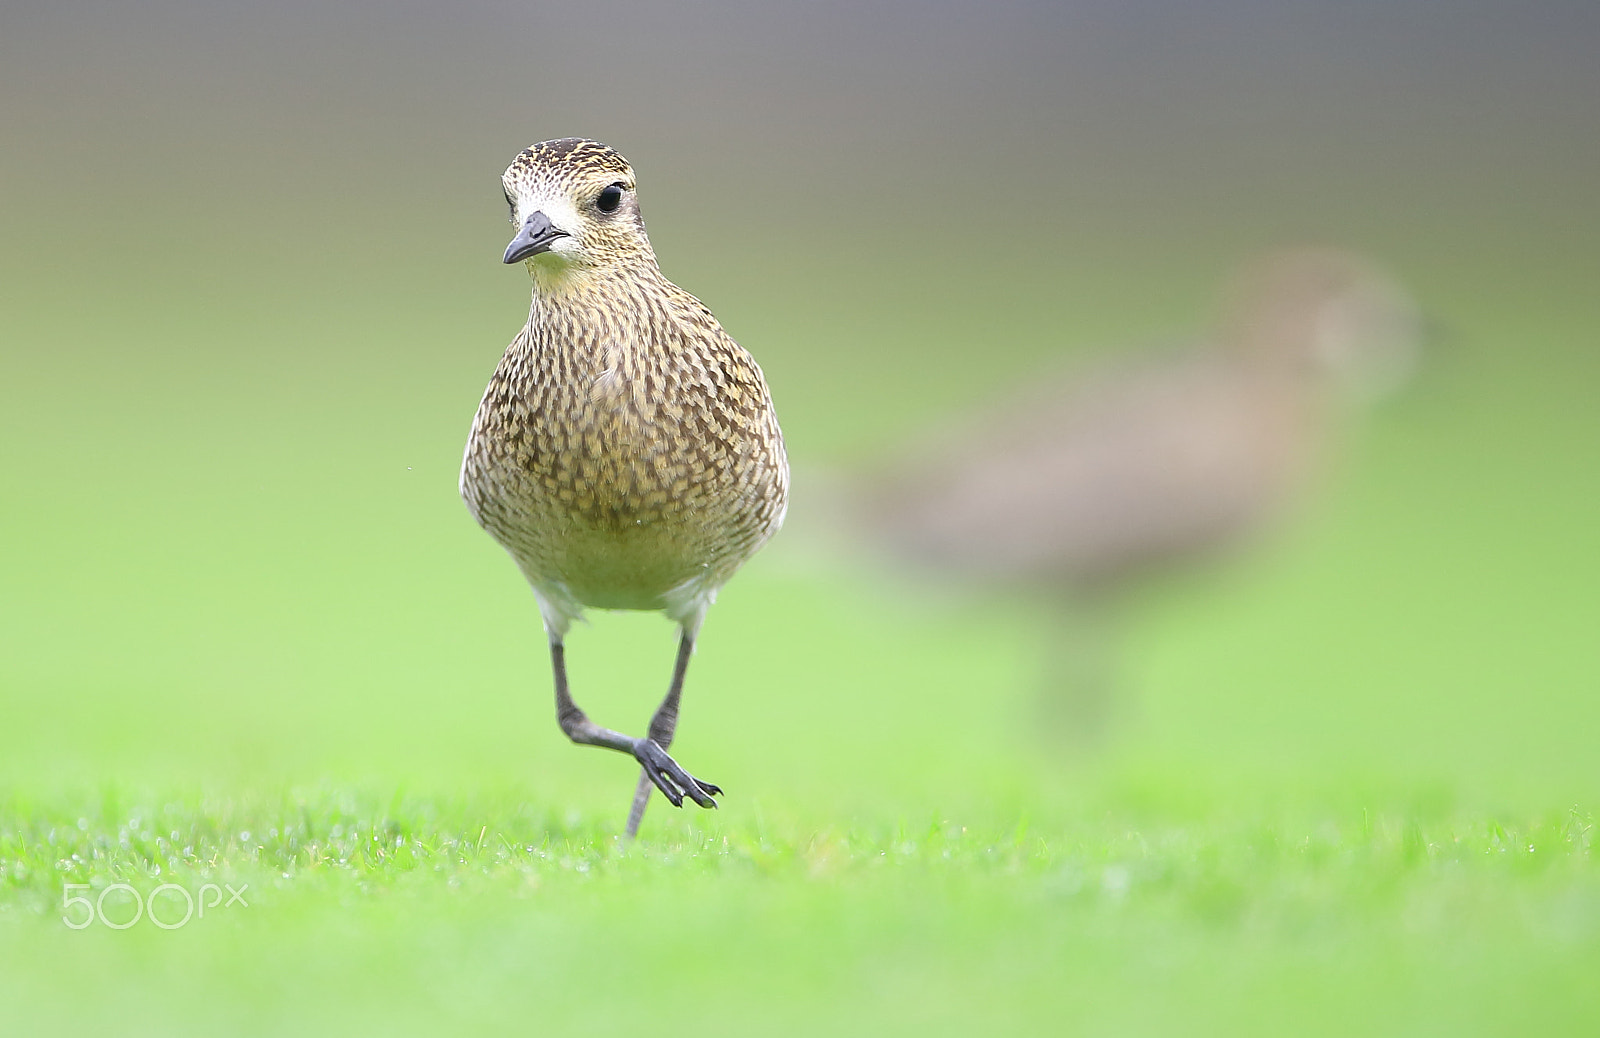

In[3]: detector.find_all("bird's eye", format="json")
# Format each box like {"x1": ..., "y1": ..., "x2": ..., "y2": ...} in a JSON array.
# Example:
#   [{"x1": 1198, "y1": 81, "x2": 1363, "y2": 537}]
[{"x1": 596, "y1": 184, "x2": 624, "y2": 214}]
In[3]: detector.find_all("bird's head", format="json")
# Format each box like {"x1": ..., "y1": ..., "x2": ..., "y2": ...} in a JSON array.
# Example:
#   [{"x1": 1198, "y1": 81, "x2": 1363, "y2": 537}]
[
  {"x1": 500, "y1": 138, "x2": 652, "y2": 285},
  {"x1": 1222, "y1": 248, "x2": 1424, "y2": 400}
]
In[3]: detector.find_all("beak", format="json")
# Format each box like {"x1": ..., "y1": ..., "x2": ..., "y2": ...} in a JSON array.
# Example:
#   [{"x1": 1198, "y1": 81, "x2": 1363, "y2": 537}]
[{"x1": 503, "y1": 210, "x2": 568, "y2": 263}]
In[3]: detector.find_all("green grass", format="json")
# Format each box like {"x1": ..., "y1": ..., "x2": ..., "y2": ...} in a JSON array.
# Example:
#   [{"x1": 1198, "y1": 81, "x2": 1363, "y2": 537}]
[{"x1": 2, "y1": 786, "x2": 1596, "y2": 1034}]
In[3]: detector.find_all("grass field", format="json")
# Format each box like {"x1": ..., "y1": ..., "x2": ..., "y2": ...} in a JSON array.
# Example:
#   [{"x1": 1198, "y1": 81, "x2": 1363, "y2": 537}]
[
  {"x1": 3, "y1": 167, "x2": 1598, "y2": 1032},
  {"x1": 2, "y1": 784, "x2": 1596, "y2": 1034}
]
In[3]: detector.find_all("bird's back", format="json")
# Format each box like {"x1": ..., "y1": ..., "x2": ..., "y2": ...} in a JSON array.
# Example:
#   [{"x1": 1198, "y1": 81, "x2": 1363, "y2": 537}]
[
  {"x1": 859, "y1": 250, "x2": 1417, "y2": 592},
  {"x1": 863, "y1": 351, "x2": 1315, "y2": 588}
]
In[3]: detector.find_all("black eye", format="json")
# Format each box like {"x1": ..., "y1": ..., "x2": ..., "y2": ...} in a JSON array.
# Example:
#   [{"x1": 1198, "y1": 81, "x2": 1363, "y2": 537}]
[{"x1": 596, "y1": 183, "x2": 624, "y2": 214}]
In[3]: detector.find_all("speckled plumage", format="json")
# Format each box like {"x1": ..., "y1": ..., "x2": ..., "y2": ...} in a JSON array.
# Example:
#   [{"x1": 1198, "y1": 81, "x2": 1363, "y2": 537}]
[
  {"x1": 460, "y1": 138, "x2": 787, "y2": 834},
  {"x1": 462, "y1": 138, "x2": 787, "y2": 633}
]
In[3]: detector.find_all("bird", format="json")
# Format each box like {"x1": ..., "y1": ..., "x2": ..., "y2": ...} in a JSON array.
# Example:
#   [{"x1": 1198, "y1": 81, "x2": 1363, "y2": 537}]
[
  {"x1": 856, "y1": 249, "x2": 1420, "y2": 737},
  {"x1": 460, "y1": 138, "x2": 788, "y2": 837}
]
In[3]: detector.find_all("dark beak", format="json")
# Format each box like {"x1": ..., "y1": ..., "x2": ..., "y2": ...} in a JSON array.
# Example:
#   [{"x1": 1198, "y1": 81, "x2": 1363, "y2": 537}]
[{"x1": 503, "y1": 210, "x2": 568, "y2": 263}]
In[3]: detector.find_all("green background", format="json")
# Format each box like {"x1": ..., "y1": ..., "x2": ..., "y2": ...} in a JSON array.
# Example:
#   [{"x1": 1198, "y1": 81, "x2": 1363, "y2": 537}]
[{"x1": 2, "y1": 2, "x2": 1596, "y2": 1033}]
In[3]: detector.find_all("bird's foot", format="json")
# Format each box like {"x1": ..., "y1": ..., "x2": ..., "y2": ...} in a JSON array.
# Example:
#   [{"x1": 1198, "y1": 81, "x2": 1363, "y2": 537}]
[{"x1": 632, "y1": 738, "x2": 721, "y2": 809}]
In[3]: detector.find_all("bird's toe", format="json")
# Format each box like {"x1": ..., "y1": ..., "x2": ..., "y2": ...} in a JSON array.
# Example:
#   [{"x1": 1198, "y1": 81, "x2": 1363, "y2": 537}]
[{"x1": 633, "y1": 738, "x2": 720, "y2": 809}]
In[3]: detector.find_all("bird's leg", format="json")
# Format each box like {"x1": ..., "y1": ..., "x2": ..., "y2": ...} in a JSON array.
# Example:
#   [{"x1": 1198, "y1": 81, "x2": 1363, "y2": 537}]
[
  {"x1": 547, "y1": 638, "x2": 721, "y2": 814},
  {"x1": 1037, "y1": 591, "x2": 1121, "y2": 745},
  {"x1": 624, "y1": 631, "x2": 699, "y2": 839}
]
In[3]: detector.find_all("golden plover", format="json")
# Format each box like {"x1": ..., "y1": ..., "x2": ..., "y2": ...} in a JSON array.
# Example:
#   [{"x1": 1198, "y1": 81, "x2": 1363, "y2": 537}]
[
  {"x1": 461, "y1": 138, "x2": 788, "y2": 836},
  {"x1": 859, "y1": 249, "x2": 1419, "y2": 735}
]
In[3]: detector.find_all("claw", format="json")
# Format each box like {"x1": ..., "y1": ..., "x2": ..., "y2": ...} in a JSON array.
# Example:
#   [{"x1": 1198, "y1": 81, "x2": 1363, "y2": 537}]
[
  {"x1": 640, "y1": 758, "x2": 685, "y2": 806},
  {"x1": 633, "y1": 738, "x2": 720, "y2": 810}
]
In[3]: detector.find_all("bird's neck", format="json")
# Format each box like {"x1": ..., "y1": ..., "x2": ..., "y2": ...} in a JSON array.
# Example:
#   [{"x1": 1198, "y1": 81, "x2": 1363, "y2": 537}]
[
  {"x1": 524, "y1": 255, "x2": 666, "y2": 344},
  {"x1": 527, "y1": 252, "x2": 660, "y2": 303}
]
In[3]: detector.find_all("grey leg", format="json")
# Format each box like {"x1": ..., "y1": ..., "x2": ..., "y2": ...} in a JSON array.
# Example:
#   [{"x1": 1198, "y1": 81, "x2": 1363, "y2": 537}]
[
  {"x1": 624, "y1": 631, "x2": 697, "y2": 839},
  {"x1": 547, "y1": 638, "x2": 721, "y2": 814},
  {"x1": 1037, "y1": 592, "x2": 1120, "y2": 745}
]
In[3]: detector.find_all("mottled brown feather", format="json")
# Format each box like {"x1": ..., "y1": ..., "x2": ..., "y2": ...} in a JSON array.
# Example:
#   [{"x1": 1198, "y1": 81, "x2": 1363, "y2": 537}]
[{"x1": 461, "y1": 139, "x2": 787, "y2": 632}]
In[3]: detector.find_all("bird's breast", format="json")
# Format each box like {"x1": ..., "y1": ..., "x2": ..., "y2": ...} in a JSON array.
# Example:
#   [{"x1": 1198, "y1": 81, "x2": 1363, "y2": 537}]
[
  {"x1": 461, "y1": 287, "x2": 787, "y2": 613},
  {"x1": 476, "y1": 335, "x2": 723, "y2": 531}
]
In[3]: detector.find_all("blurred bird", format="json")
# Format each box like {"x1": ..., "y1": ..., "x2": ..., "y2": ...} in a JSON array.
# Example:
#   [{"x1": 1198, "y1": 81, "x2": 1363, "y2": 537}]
[
  {"x1": 461, "y1": 138, "x2": 788, "y2": 837},
  {"x1": 858, "y1": 249, "x2": 1420, "y2": 737}
]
